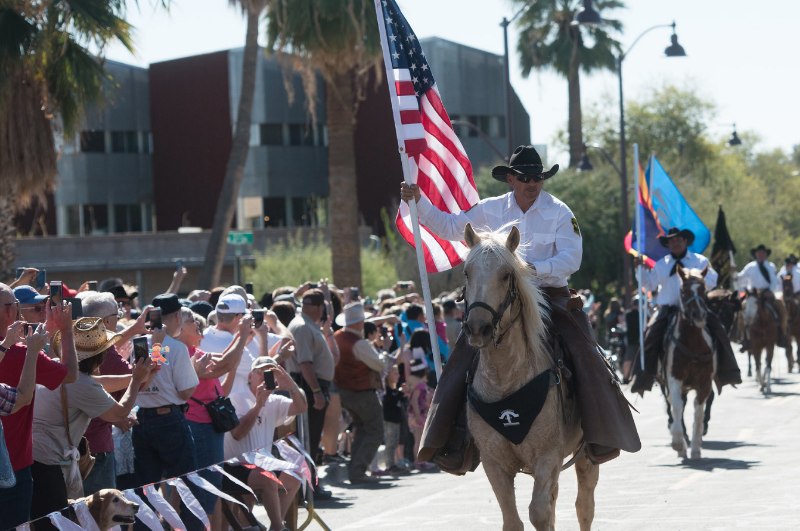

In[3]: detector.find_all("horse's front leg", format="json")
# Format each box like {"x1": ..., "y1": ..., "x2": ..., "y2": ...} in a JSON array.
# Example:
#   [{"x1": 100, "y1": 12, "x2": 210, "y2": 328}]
[
  {"x1": 765, "y1": 345, "x2": 773, "y2": 394},
  {"x1": 529, "y1": 453, "x2": 560, "y2": 531},
  {"x1": 667, "y1": 375, "x2": 687, "y2": 458},
  {"x1": 574, "y1": 454, "x2": 599, "y2": 531},
  {"x1": 690, "y1": 392, "x2": 709, "y2": 460},
  {"x1": 482, "y1": 454, "x2": 524, "y2": 531}
]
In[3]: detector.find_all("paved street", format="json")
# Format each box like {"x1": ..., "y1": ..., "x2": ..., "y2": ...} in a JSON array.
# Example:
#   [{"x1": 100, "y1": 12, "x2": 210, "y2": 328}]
[{"x1": 266, "y1": 347, "x2": 800, "y2": 530}]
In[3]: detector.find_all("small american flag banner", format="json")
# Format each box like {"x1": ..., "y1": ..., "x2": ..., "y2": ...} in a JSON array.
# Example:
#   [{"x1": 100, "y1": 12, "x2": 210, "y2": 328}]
[{"x1": 377, "y1": 0, "x2": 479, "y2": 272}]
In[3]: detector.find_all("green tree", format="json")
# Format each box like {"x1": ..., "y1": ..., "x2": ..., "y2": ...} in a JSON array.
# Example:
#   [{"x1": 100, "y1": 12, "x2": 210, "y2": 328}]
[
  {"x1": 198, "y1": 0, "x2": 272, "y2": 289},
  {"x1": 266, "y1": 0, "x2": 380, "y2": 290},
  {"x1": 0, "y1": 0, "x2": 140, "y2": 281},
  {"x1": 515, "y1": 0, "x2": 623, "y2": 168}
]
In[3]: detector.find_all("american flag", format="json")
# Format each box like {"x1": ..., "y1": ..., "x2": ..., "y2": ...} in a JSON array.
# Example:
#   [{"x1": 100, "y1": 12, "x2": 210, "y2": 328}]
[{"x1": 378, "y1": 0, "x2": 479, "y2": 273}]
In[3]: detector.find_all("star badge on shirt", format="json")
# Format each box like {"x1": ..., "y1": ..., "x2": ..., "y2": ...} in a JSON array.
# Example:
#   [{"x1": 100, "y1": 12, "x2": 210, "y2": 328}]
[{"x1": 571, "y1": 217, "x2": 581, "y2": 237}]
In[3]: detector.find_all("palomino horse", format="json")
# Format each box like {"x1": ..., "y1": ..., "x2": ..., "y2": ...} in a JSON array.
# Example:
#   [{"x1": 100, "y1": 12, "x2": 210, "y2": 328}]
[
  {"x1": 782, "y1": 276, "x2": 800, "y2": 372},
  {"x1": 744, "y1": 289, "x2": 779, "y2": 393},
  {"x1": 461, "y1": 224, "x2": 596, "y2": 531},
  {"x1": 664, "y1": 266, "x2": 715, "y2": 460}
]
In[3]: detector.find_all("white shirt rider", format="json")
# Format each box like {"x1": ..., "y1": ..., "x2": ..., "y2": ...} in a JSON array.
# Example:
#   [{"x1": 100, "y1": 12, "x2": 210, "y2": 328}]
[
  {"x1": 641, "y1": 252, "x2": 718, "y2": 307},
  {"x1": 777, "y1": 261, "x2": 800, "y2": 296},
  {"x1": 402, "y1": 168, "x2": 582, "y2": 288},
  {"x1": 735, "y1": 247, "x2": 779, "y2": 292}
]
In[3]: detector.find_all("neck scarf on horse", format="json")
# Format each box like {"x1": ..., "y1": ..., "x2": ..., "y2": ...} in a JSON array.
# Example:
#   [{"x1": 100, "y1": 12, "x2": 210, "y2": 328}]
[
  {"x1": 669, "y1": 250, "x2": 689, "y2": 276},
  {"x1": 467, "y1": 370, "x2": 557, "y2": 445},
  {"x1": 758, "y1": 261, "x2": 772, "y2": 286}
]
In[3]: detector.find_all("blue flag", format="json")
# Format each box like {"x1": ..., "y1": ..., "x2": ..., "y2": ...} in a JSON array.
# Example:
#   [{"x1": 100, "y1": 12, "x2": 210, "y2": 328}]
[{"x1": 646, "y1": 157, "x2": 710, "y2": 254}]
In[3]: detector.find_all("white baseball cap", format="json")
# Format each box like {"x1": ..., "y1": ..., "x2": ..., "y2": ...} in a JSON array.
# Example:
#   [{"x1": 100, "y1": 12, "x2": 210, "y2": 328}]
[{"x1": 216, "y1": 294, "x2": 248, "y2": 314}]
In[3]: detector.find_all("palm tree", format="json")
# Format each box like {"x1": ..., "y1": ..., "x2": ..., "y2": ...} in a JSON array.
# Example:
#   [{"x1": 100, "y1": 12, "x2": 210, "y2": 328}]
[
  {"x1": 514, "y1": 0, "x2": 623, "y2": 167},
  {"x1": 266, "y1": 0, "x2": 380, "y2": 290},
  {"x1": 197, "y1": 0, "x2": 271, "y2": 289},
  {"x1": 0, "y1": 1, "x2": 143, "y2": 282}
]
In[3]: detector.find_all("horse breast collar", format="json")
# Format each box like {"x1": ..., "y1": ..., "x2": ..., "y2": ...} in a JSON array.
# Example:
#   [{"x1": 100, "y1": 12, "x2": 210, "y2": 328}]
[{"x1": 467, "y1": 369, "x2": 559, "y2": 445}]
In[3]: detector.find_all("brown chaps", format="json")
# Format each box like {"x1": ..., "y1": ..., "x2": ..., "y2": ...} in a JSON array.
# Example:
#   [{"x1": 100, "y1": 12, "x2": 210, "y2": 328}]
[
  {"x1": 418, "y1": 286, "x2": 641, "y2": 475},
  {"x1": 631, "y1": 306, "x2": 743, "y2": 396}
]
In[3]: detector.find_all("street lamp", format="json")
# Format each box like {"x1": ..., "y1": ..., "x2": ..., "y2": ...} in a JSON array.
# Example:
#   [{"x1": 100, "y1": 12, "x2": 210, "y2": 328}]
[
  {"x1": 578, "y1": 143, "x2": 623, "y2": 178},
  {"x1": 501, "y1": 1, "x2": 535, "y2": 162},
  {"x1": 571, "y1": 0, "x2": 603, "y2": 26},
  {"x1": 574, "y1": 18, "x2": 687, "y2": 306},
  {"x1": 727, "y1": 124, "x2": 742, "y2": 146}
]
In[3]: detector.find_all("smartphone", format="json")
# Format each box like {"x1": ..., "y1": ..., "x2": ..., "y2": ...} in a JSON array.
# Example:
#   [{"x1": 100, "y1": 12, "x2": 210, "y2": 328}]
[
  {"x1": 251, "y1": 309, "x2": 264, "y2": 328},
  {"x1": 321, "y1": 305, "x2": 328, "y2": 324},
  {"x1": 350, "y1": 287, "x2": 359, "y2": 299},
  {"x1": 399, "y1": 281, "x2": 411, "y2": 289},
  {"x1": 49, "y1": 281, "x2": 63, "y2": 307},
  {"x1": 16, "y1": 268, "x2": 24, "y2": 280},
  {"x1": 175, "y1": 259, "x2": 183, "y2": 271},
  {"x1": 147, "y1": 308, "x2": 162, "y2": 330},
  {"x1": 36, "y1": 270, "x2": 46, "y2": 290},
  {"x1": 133, "y1": 337, "x2": 150, "y2": 362},
  {"x1": 308, "y1": 283, "x2": 318, "y2": 289},
  {"x1": 66, "y1": 298, "x2": 83, "y2": 319},
  {"x1": 87, "y1": 280, "x2": 97, "y2": 291},
  {"x1": 263, "y1": 370, "x2": 276, "y2": 390},
  {"x1": 245, "y1": 282, "x2": 253, "y2": 295},
  {"x1": 22, "y1": 323, "x2": 31, "y2": 335}
]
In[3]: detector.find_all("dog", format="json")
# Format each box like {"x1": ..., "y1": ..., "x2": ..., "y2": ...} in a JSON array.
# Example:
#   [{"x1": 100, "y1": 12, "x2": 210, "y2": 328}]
[{"x1": 80, "y1": 489, "x2": 139, "y2": 531}]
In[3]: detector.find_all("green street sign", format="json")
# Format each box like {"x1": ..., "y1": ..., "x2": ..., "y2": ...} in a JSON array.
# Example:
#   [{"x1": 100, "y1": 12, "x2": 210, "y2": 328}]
[{"x1": 227, "y1": 232, "x2": 253, "y2": 244}]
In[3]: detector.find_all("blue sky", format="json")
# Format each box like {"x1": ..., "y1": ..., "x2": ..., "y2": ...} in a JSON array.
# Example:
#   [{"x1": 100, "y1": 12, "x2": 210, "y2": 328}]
[{"x1": 105, "y1": 0, "x2": 800, "y2": 167}]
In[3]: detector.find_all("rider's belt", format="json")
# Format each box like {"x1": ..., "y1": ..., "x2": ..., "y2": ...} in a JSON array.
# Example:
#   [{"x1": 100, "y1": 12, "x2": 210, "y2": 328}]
[{"x1": 467, "y1": 369, "x2": 558, "y2": 445}]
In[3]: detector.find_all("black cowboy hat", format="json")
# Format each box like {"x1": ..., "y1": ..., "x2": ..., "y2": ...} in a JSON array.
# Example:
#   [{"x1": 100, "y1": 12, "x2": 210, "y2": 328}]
[
  {"x1": 750, "y1": 244, "x2": 771, "y2": 258},
  {"x1": 105, "y1": 285, "x2": 138, "y2": 301},
  {"x1": 785, "y1": 254, "x2": 798, "y2": 265},
  {"x1": 491, "y1": 145, "x2": 559, "y2": 183},
  {"x1": 659, "y1": 227, "x2": 695, "y2": 248}
]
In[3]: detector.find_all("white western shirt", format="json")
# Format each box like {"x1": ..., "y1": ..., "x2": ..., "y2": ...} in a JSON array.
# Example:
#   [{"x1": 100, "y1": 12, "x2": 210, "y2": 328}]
[
  {"x1": 416, "y1": 190, "x2": 582, "y2": 287},
  {"x1": 736, "y1": 260, "x2": 779, "y2": 292},
  {"x1": 640, "y1": 251, "x2": 718, "y2": 307},
  {"x1": 777, "y1": 264, "x2": 800, "y2": 295}
]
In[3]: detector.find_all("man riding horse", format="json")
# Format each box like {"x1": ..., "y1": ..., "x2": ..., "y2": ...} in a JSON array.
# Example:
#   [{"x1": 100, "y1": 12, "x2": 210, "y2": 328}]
[
  {"x1": 736, "y1": 244, "x2": 791, "y2": 350},
  {"x1": 631, "y1": 227, "x2": 742, "y2": 395},
  {"x1": 400, "y1": 145, "x2": 640, "y2": 471},
  {"x1": 778, "y1": 254, "x2": 800, "y2": 297}
]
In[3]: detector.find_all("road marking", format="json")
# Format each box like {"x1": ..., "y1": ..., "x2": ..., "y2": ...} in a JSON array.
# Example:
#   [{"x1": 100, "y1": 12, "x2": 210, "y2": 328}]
[
  {"x1": 737, "y1": 428, "x2": 753, "y2": 439},
  {"x1": 667, "y1": 471, "x2": 710, "y2": 490},
  {"x1": 763, "y1": 396, "x2": 796, "y2": 407}
]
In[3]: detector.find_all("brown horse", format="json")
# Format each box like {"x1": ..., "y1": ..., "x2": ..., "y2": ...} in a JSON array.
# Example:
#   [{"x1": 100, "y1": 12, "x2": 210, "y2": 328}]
[
  {"x1": 462, "y1": 225, "x2": 597, "y2": 531},
  {"x1": 664, "y1": 266, "x2": 715, "y2": 460},
  {"x1": 782, "y1": 276, "x2": 800, "y2": 372},
  {"x1": 744, "y1": 289, "x2": 779, "y2": 394}
]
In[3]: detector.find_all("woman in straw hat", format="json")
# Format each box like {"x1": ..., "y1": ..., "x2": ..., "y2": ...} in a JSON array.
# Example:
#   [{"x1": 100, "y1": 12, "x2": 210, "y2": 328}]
[{"x1": 28, "y1": 317, "x2": 154, "y2": 528}]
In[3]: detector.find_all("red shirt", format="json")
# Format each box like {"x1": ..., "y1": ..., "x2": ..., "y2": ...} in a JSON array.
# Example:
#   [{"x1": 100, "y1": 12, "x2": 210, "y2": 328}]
[
  {"x1": 185, "y1": 346, "x2": 223, "y2": 424},
  {"x1": 83, "y1": 346, "x2": 132, "y2": 453},
  {"x1": 0, "y1": 345, "x2": 68, "y2": 471}
]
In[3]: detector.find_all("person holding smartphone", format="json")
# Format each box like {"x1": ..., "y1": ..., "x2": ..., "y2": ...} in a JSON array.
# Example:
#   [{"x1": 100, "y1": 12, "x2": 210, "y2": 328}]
[
  {"x1": 0, "y1": 284, "x2": 78, "y2": 529},
  {"x1": 224, "y1": 356, "x2": 306, "y2": 531},
  {"x1": 13, "y1": 286, "x2": 49, "y2": 327}
]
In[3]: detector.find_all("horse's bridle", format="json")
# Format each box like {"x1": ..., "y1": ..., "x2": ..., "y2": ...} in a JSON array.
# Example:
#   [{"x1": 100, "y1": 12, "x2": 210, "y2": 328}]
[
  {"x1": 680, "y1": 280, "x2": 708, "y2": 324},
  {"x1": 461, "y1": 274, "x2": 520, "y2": 348}
]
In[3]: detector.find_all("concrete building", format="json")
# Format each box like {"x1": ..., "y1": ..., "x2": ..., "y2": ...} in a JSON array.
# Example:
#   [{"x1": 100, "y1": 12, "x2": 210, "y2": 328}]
[{"x1": 55, "y1": 60, "x2": 154, "y2": 236}]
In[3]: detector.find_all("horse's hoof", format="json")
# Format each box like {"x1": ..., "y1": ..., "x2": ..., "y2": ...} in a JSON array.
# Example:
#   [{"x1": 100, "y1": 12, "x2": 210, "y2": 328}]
[
  {"x1": 690, "y1": 450, "x2": 701, "y2": 460},
  {"x1": 747, "y1": 369, "x2": 752, "y2": 377},
  {"x1": 678, "y1": 448, "x2": 687, "y2": 458},
  {"x1": 672, "y1": 440, "x2": 684, "y2": 452}
]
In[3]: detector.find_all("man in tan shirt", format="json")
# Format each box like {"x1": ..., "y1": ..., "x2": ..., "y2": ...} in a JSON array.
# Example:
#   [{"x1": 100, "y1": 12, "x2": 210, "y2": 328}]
[{"x1": 333, "y1": 303, "x2": 395, "y2": 484}]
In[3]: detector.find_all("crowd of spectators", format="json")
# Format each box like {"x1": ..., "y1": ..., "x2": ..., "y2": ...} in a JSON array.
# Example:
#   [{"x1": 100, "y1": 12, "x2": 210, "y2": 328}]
[{"x1": 0, "y1": 268, "x2": 465, "y2": 531}]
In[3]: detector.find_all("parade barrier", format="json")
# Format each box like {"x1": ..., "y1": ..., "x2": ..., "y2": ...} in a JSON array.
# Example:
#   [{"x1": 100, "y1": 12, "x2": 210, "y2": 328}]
[{"x1": 13, "y1": 433, "x2": 317, "y2": 531}]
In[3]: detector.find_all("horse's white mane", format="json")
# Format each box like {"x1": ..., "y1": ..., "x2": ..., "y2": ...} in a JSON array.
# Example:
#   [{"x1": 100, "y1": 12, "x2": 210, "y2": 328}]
[{"x1": 464, "y1": 227, "x2": 549, "y2": 358}]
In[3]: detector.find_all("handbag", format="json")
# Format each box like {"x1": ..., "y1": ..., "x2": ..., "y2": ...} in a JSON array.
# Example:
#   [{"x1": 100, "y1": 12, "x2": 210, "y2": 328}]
[
  {"x1": 190, "y1": 387, "x2": 240, "y2": 434},
  {"x1": 60, "y1": 385, "x2": 95, "y2": 480}
]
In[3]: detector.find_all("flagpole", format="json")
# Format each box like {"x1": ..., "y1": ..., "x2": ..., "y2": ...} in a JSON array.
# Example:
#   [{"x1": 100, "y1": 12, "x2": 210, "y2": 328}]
[
  {"x1": 634, "y1": 143, "x2": 646, "y2": 371},
  {"x1": 373, "y1": 0, "x2": 442, "y2": 380}
]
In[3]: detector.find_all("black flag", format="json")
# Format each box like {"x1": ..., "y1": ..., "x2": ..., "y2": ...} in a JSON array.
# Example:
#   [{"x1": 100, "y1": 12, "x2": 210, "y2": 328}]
[{"x1": 711, "y1": 205, "x2": 736, "y2": 289}]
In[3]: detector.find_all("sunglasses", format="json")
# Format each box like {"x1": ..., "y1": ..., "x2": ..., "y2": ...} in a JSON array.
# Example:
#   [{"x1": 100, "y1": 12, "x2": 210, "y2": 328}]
[
  {"x1": 23, "y1": 305, "x2": 47, "y2": 314},
  {"x1": 515, "y1": 174, "x2": 544, "y2": 184}
]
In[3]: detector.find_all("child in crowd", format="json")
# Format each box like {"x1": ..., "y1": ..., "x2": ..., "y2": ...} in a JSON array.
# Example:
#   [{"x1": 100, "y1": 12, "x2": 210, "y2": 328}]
[
  {"x1": 432, "y1": 303, "x2": 447, "y2": 344},
  {"x1": 375, "y1": 365, "x2": 406, "y2": 475},
  {"x1": 406, "y1": 357, "x2": 434, "y2": 470}
]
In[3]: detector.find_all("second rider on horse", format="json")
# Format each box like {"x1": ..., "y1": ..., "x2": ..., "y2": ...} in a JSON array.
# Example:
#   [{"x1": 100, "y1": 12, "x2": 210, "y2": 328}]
[{"x1": 631, "y1": 227, "x2": 742, "y2": 394}]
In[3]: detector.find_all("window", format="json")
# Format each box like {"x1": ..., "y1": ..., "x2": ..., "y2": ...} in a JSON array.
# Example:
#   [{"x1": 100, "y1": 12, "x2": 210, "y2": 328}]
[
  {"x1": 80, "y1": 131, "x2": 105, "y2": 153},
  {"x1": 262, "y1": 197, "x2": 286, "y2": 227},
  {"x1": 126, "y1": 131, "x2": 139, "y2": 153},
  {"x1": 317, "y1": 125, "x2": 327, "y2": 147},
  {"x1": 260, "y1": 124, "x2": 283, "y2": 146},
  {"x1": 111, "y1": 132, "x2": 125, "y2": 153},
  {"x1": 66, "y1": 205, "x2": 81, "y2": 235},
  {"x1": 496, "y1": 116, "x2": 506, "y2": 138},
  {"x1": 83, "y1": 205, "x2": 109, "y2": 235},
  {"x1": 467, "y1": 116, "x2": 479, "y2": 137},
  {"x1": 142, "y1": 133, "x2": 151, "y2": 154},
  {"x1": 289, "y1": 124, "x2": 314, "y2": 146},
  {"x1": 479, "y1": 116, "x2": 491, "y2": 137},
  {"x1": 114, "y1": 205, "x2": 142, "y2": 233}
]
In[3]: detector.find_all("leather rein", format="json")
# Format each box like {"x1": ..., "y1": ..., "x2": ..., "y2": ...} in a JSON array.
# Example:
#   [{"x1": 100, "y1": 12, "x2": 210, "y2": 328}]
[
  {"x1": 670, "y1": 281, "x2": 714, "y2": 364},
  {"x1": 461, "y1": 275, "x2": 520, "y2": 348}
]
